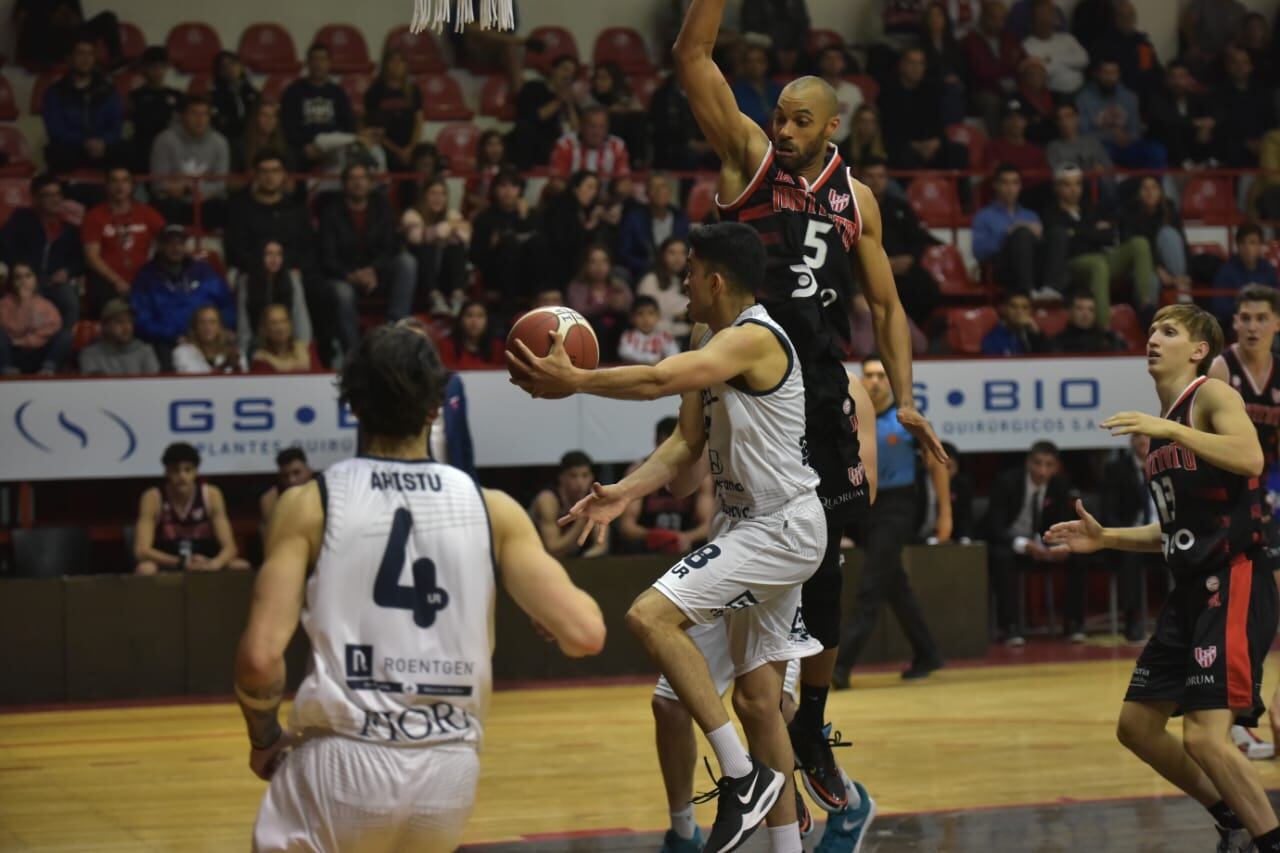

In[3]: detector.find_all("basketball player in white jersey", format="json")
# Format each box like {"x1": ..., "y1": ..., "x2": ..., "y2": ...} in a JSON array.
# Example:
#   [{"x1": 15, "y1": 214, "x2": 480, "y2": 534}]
[
  {"x1": 509, "y1": 223, "x2": 823, "y2": 853},
  {"x1": 234, "y1": 325, "x2": 606, "y2": 853}
]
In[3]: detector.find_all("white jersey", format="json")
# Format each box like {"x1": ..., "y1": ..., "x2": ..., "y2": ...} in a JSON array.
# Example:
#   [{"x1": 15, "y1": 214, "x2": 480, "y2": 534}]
[
  {"x1": 699, "y1": 304, "x2": 819, "y2": 519},
  {"x1": 288, "y1": 456, "x2": 495, "y2": 749}
]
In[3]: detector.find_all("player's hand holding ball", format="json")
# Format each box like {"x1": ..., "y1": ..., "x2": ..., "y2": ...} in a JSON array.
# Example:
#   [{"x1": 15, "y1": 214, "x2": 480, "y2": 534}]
[{"x1": 505, "y1": 306, "x2": 599, "y2": 399}]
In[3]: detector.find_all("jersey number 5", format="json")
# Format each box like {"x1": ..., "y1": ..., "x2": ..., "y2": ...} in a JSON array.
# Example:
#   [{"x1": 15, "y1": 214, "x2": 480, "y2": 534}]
[
  {"x1": 790, "y1": 220, "x2": 834, "y2": 299},
  {"x1": 374, "y1": 507, "x2": 451, "y2": 628}
]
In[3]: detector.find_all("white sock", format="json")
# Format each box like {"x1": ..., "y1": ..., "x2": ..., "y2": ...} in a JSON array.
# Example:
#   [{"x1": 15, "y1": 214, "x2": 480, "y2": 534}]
[
  {"x1": 670, "y1": 805, "x2": 696, "y2": 840},
  {"x1": 840, "y1": 767, "x2": 862, "y2": 811},
  {"x1": 706, "y1": 722, "x2": 752, "y2": 778},
  {"x1": 768, "y1": 822, "x2": 803, "y2": 853}
]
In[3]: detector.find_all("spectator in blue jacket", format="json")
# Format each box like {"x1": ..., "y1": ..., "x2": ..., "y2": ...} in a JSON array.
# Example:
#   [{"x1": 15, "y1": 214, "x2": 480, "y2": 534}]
[
  {"x1": 41, "y1": 38, "x2": 126, "y2": 173},
  {"x1": 982, "y1": 291, "x2": 1047, "y2": 356},
  {"x1": 131, "y1": 225, "x2": 235, "y2": 360},
  {"x1": 1075, "y1": 59, "x2": 1166, "y2": 170},
  {"x1": 280, "y1": 43, "x2": 357, "y2": 170},
  {"x1": 731, "y1": 45, "x2": 782, "y2": 129},
  {"x1": 0, "y1": 174, "x2": 82, "y2": 331},
  {"x1": 973, "y1": 165, "x2": 1045, "y2": 298},
  {"x1": 616, "y1": 173, "x2": 689, "y2": 282},
  {"x1": 1212, "y1": 223, "x2": 1279, "y2": 322}
]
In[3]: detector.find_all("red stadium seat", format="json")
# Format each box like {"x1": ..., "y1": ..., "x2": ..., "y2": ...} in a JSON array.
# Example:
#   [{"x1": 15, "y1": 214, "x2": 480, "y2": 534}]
[
  {"x1": 631, "y1": 73, "x2": 661, "y2": 110},
  {"x1": 1033, "y1": 306, "x2": 1069, "y2": 338},
  {"x1": 686, "y1": 179, "x2": 718, "y2": 223},
  {"x1": 435, "y1": 123, "x2": 480, "y2": 168},
  {"x1": 30, "y1": 71, "x2": 58, "y2": 114},
  {"x1": 166, "y1": 23, "x2": 223, "y2": 74},
  {"x1": 1109, "y1": 303, "x2": 1145, "y2": 353},
  {"x1": 592, "y1": 28, "x2": 654, "y2": 75},
  {"x1": 479, "y1": 74, "x2": 515, "y2": 120},
  {"x1": 0, "y1": 127, "x2": 35, "y2": 177},
  {"x1": 526, "y1": 25, "x2": 580, "y2": 75},
  {"x1": 946, "y1": 123, "x2": 987, "y2": 171},
  {"x1": 187, "y1": 72, "x2": 212, "y2": 95},
  {"x1": 0, "y1": 178, "x2": 31, "y2": 226},
  {"x1": 420, "y1": 74, "x2": 474, "y2": 121},
  {"x1": 259, "y1": 74, "x2": 292, "y2": 105},
  {"x1": 72, "y1": 320, "x2": 101, "y2": 352},
  {"x1": 1181, "y1": 176, "x2": 1238, "y2": 225},
  {"x1": 342, "y1": 73, "x2": 372, "y2": 116},
  {"x1": 847, "y1": 74, "x2": 879, "y2": 103},
  {"x1": 0, "y1": 76, "x2": 16, "y2": 121},
  {"x1": 114, "y1": 69, "x2": 144, "y2": 103},
  {"x1": 907, "y1": 176, "x2": 964, "y2": 227},
  {"x1": 118, "y1": 22, "x2": 147, "y2": 64},
  {"x1": 239, "y1": 23, "x2": 302, "y2": 74},
  {"x1": 946, "y1": 306, "x2": 999, "y2": 354},
  {"x1": 314, "y1": 24, "x2": 375, "y2": 74},
  {"x1": 806, "y1": 29, "x2": 845, "y2": 56},
  {"x1": 921, "y1": 244, "x2": 983, "y2": 298},
  {"x1": 384, "y1": 26, "x2": 447, "y2": 75}
]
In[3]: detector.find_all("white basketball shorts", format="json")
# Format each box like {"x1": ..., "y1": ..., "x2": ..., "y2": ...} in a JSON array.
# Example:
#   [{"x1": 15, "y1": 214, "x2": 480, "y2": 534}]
[
  {"x1": 652, "y1": 492, "x2": 825, "y2": 679},
  {"x1": 253, "y1": 736, "x2": 479, "y2": 853}
]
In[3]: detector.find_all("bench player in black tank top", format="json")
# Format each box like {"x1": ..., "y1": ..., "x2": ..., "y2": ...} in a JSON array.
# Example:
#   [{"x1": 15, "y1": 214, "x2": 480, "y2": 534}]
[
  {"x1": 1208, "y1": 284, "x2": 1280, "y2": 760},
  {"x1": 673, "y1": 0, "x2": 945, "y2": 832},
  {"x1": 618, "y1": 417, "x2": 714, "y2": 555},
  {"x1": 1047, "y1": 305, "x2": 1280, "y2": 852}
]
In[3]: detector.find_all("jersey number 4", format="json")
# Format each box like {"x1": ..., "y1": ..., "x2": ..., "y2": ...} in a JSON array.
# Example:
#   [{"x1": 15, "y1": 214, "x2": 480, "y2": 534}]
[
  {"x1": 790, "y1": 220, "x2": 834, "y2": 301},
  {"x1": 374, "y1": 507, "x2": 450, "y2": 628}
]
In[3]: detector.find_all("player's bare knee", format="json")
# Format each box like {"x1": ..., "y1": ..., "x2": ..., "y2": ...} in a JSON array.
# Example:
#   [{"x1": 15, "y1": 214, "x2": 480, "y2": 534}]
[{"x1": 732, "y1": 685, "x2": 780, "y2": 730}]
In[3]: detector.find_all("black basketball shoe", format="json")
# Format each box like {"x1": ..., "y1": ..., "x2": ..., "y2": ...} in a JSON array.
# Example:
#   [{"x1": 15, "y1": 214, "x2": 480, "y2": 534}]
[
  {"x1": 692, "y1": 757, "x2": 785, "y2": 853},
  {"x1": 789, "y1": 720, "x2": 851, "y2": 812}
]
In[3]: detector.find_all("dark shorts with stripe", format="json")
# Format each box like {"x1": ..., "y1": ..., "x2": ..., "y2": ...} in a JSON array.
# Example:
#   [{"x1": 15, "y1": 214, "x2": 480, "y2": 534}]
[{"x1": 1125, "y1": 554, "x2": 1278, "y2": 726}]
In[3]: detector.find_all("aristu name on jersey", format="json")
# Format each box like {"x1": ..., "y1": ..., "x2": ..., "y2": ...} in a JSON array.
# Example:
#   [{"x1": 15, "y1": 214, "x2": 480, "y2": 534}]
[{"x1": 369, "y1": 470, "x2": 444, "y2": 492}]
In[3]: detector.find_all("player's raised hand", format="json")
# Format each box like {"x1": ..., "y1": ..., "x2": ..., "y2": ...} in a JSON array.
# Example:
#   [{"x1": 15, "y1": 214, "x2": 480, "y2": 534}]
[
  {"x1": 559, "y1": 481, "x2": 629, "y2": 546},
  {"x1": 1101, "y1": 411, "x2": 1169, "y2": 439},
  {"x1": 898, "y1": 406, "x2": 948, "y2": 464},
  {"x1": 505, "y1": 330, "x2": 578, "y2": 398},
  {"x1": 1043, "y1": 499, "x2": 1105, "y2": 554}
]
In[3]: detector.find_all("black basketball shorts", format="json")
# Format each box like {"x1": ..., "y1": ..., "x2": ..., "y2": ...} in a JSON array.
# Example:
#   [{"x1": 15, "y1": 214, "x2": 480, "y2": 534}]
[{"x1": 1125, "y1": 553, "x2": 1279, "y2": 726}]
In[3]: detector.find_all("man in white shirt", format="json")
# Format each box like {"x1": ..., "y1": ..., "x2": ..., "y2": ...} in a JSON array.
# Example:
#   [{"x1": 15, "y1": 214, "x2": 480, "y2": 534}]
[{"x1": 1021, "y1": 0, "x2": 1089, "y2": 96}]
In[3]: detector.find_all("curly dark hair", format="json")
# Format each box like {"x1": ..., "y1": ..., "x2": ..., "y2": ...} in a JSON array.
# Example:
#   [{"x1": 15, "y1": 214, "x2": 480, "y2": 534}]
[{"x1": 338, "y1": 325, "x2": 446, "y2": 440}]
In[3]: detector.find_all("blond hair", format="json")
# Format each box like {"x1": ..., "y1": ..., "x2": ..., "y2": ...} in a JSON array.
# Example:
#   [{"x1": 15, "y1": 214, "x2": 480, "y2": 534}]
[{"x1": 1152, "y1": 304, "x2": 1224, "y2": 375}]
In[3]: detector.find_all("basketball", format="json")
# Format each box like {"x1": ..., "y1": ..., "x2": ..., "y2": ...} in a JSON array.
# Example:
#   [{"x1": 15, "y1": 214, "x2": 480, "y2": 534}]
[{"x1": 507, "y1": 307, "x2": 600, "y2": 398}]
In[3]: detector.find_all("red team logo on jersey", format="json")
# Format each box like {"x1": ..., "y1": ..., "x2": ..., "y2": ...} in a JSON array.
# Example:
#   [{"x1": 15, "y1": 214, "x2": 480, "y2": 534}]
[
  {"x1": 828, "y1": 189, "x2": 850, "y2": 213},
  {"x1": 1195, "y1": 646, "x2": 1218, "y2": 668}
]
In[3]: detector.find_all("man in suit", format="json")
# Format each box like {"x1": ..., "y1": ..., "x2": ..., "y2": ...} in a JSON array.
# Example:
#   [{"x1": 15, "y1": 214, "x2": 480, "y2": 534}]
[
  {"x1": 984, "y1": 441, "x2": 1082, "y2": 645},
  {"x1": 1099, "y1": 433, "x2": 1158, "y2": 643}
]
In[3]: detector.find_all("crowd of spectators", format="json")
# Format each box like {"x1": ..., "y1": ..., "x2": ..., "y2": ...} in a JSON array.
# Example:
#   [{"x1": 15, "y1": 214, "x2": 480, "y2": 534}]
[{"x1": 3, "y1": 0, "x2": 1280, "y2": 376}]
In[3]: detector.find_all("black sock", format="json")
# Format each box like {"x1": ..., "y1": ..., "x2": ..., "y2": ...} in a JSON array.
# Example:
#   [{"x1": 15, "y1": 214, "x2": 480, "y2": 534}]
[
  {"x1": 1254, "y1": 827, "x2": 1280, "y2": 852},
  {"x1": 1208, "y1": 800, "x2": 1244, "y2": 830},
  {"x1": 796, "y1": 684, "x2": 828, "y2": 733}
]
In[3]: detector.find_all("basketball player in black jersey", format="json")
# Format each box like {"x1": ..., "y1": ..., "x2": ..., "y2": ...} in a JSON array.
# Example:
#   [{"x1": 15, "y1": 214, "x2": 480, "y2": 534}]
[
  {"x1": 674, "y1": 0, "x2": 944, "y2": 832},
  {"x1": 1208, "y1": 284, "x2": 1280, "y2": 760},
  {"x1": 1047, "y1": 304, "x2": 1280, "y2": 853}
]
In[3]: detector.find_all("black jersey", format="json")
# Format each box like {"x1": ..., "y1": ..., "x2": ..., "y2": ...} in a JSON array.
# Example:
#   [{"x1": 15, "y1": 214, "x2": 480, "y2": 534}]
[
  {"x1": 1145, "y1": 376, "x2": 1265, "y2": 579},
  {"x1": 1221, "y1": 345, "x2": 1280, "y2": 469},
  {"x1": 639, "y1": 488, "x2": 699, "y2": 532},
  {"x1": 718, "y1": 142, "x2": 862, "y2": 445}
]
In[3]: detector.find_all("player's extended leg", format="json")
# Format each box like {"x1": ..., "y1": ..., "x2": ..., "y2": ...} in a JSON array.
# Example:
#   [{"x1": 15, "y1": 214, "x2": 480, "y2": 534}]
[
  {"x1": 1184, "y1": 709, "x2": 1280, "y2": 839},
  {"x1": 733, "y1": 661, "x2": 801, "y2": 852},
  {"x1": 652, "y1": 695, "x2": 699, "y2": 815}
]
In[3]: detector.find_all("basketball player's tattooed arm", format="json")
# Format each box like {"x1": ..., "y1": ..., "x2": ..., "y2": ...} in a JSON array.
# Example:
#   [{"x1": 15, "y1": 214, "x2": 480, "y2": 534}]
[
  {"x1": 234, "y1": 482, "x2": 320, "y2": 779},
  {"x1": 672, "y1": 0, "x2": 770, "y2": 198},
  {"x1": 1102, "y1": 380, "x2": 1265, "y2": 477},
  {"x1": 485, "y1": 489, "x2": 606, "y2": 658},
  {"x1": 850, "y1": 179, "x2": 947, "y2": 465},
  {"x1": 133, "y1": 489, "x2": 181, "y2": 569},
  {"x1": 1045, "y1": 499, "x2": 1162, "y2": 554}
]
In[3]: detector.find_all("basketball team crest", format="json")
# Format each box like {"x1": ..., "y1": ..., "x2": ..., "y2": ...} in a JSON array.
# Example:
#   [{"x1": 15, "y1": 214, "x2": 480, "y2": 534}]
[
  {"x1": 1195, "y1": 646, "x2": 1218, "y2": 668},
  {"x1": 828, "y1": 189, "x2": 851, "y2": 213}
]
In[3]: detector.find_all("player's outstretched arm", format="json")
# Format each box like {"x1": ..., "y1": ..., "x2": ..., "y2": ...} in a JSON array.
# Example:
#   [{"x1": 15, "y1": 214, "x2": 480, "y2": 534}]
[
  {"x1": 486, "y1": 489, "x2": 606, "y2": 658},
  {"x1": 672, "y1": 0, "x2": 769, "y2": 188},
  {"x1": 1044, "y1": 498, "x2": 1162, "y2": 554},
  {"x1": 234, "y1": 481, "x2": 321, "y2": 780},
  {"x1": 850, "y1": 179, "x2": 946, "y2": 465},
  {"x1": 1102, "y1": 380, "x2": 1264, "y2": 477}
]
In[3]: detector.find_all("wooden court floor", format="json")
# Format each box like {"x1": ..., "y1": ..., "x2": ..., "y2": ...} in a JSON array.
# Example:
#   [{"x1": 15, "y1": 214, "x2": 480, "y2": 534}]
[{"x1": 4, "y1": 648, "x2": 1280, "y2": 852}]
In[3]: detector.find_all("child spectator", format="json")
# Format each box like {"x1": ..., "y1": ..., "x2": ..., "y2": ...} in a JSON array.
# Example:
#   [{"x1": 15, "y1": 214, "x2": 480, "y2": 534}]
[
  {"x1": 618, "y1": 296, "x2": 680, "y2": 365},
  {"x1": 0, "y1": 262, "x2": 69, "y2": 375},
  {"x1": 442, "y1": 300, "x2": 505, "y2": 369}
]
